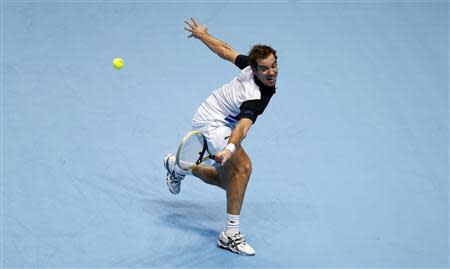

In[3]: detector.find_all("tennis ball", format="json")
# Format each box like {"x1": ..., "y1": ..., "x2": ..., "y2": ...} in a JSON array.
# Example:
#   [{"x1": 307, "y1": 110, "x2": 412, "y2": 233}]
[{"x1": 113, "y1": 58, "x2": 124, "y2": 70}]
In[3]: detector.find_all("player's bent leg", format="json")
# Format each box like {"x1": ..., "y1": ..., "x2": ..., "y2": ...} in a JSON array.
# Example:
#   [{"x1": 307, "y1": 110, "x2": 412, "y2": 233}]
[{"x1": 192, "y1": 164, "x2": 226, "y2": 190}]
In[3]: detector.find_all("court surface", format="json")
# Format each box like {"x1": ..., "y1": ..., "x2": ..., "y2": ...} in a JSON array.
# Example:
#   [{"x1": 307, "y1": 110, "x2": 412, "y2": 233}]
[{"x1": 2, "y1": 1, "x2": 449, "y2": 268}]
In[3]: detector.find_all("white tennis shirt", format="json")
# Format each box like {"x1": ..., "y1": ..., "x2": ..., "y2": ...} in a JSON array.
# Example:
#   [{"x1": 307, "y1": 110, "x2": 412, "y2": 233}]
[{"x1": 192, "y1": 55, "x2": 276, "y2": 129}]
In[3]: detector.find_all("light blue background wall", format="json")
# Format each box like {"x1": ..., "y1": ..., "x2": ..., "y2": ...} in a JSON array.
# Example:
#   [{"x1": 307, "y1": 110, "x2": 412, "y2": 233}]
[{"x1": 2, "y1": 1, "x2": 448, "y2": 268}]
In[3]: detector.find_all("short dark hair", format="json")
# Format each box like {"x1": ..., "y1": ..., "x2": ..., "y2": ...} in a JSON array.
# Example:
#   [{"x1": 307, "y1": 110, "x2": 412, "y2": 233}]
[{"x1": 248, "y1": 44, "x2": 277, "y2": 70}]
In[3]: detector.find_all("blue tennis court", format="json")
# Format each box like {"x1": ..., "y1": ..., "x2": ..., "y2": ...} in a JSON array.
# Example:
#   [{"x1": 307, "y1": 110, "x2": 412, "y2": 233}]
[{"x1": 2, "y1": 1, "x2": 448, "y2": 268}]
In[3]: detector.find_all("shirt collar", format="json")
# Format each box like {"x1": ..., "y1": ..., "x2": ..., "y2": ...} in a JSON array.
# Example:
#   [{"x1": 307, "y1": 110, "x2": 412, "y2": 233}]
[{"x1": 253, "y1": 75, "x2": 276, "y2": 95}]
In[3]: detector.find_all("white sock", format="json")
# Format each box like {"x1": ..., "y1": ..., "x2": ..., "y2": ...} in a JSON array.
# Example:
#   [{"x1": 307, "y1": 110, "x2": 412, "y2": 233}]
[
  {"x1": 225, "y1": 214, "x2": 240, "y2": 236},
  {"x1": 172, "y1": 157, "x2": 192, "y2": 175},
  {"x1": 175, "y1": 165, "x2": 192, "y2": 175}
]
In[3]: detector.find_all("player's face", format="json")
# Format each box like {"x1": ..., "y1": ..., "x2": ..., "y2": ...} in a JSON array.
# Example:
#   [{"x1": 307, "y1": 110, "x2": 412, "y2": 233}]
[{"x1": 253, "y1": 53, "x2": 278, "y2": 87}]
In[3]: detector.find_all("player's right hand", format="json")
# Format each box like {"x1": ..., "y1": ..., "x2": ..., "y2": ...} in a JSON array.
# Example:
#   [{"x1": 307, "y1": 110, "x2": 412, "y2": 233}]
[{"x1": 214, "y1": 149, "x2": 233, "y2": 166}]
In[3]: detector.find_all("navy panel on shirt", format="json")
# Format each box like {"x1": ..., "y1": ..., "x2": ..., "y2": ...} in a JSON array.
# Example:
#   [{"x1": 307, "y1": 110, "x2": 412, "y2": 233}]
[
  {"x1": 238, "y1": 95, "x2": 273, "y2": 123},
  {"x1": 234, "y1": 54, "x2": 250, "y2": 70}
]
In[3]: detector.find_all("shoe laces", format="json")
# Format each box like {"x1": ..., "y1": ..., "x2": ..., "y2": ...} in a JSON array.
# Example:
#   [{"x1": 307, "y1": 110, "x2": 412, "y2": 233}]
[
  {"x1": 229, "y1": 232, "x2": 246, "y2": 245},
  {"x1": 170, "y1": 172, "x2": 184, "y2": 183}
]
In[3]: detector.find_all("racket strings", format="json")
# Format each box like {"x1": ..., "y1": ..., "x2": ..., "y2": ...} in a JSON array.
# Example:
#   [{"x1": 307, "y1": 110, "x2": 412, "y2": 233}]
[{"x1": 178, "y1": 132, "x2": 207, "y2": 170}]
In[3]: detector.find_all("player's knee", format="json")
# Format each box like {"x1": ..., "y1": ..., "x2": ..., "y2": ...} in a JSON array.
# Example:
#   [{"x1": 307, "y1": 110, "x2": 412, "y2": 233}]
[
  {"x1": 229, "y1": 147, "x2": 252, "y2": 178},
  {"x1": 237, "y1": 158, "x2": 252, "y2": 177}
]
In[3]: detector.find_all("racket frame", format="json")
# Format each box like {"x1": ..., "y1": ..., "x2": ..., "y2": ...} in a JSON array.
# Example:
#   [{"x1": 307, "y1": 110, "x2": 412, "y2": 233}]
[{"x1": 175, "y1": 130, "x2": 215, "y2": 170}]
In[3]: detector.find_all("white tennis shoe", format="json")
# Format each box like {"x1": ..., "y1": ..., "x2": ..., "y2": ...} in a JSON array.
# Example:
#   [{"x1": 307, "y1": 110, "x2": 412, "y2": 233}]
[
  {"x1": 164, "y1": 154, "x2": 185, "y2": 195},
  {"x1": 218, "y1": 231, "x2": 256, "y2": 256}
]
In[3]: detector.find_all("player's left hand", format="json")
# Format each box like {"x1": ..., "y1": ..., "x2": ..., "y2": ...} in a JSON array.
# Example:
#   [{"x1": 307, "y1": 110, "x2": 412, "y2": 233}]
[{"x1": 184, "y1": 17, "x2": 208, "y2": 39}]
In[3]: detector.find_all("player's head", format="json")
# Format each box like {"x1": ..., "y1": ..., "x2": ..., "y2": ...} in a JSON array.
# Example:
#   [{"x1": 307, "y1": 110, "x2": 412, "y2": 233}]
[{"x1": 249, "y1": 44, "x2": 278, "y2": 87}]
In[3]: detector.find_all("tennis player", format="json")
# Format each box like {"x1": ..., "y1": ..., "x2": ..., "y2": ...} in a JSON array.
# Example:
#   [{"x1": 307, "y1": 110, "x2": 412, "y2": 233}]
[{"x1": 164, "y1": 17, "x2": 278, "y2": 256}]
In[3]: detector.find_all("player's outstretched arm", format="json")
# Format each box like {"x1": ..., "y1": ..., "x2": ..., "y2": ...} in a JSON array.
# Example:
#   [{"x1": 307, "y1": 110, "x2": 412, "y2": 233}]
[{"x1": 184, "y1": 17, "x2": 239, "y2": 64}]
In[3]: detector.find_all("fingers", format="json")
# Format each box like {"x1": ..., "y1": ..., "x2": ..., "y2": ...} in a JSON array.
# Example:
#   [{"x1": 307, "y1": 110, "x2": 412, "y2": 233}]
[
  {"x1": 184, "y1": 19, "x2": 195, "y2": 38},
  {"x1": 221, "y1": 157, "x2": 228, "y2": 166},
  {"x1": 184, "y1": 26, "x2": 193, "y2": 36},
  {"x1": 219, "y1": 155, "x2": 228, "y2": 165},
  {"x1": 185, "y1": 17, "x2": 204, "y2": 30},
  {"x1": 184, "y1": 17, "x2": 201, "y2": 38},
  {"x1": 184, "y1": 17, "x2": 198, "y2": 29},
  {"x1": 184, "y1": 20, "x2": 193, "y2": 29},
  {"x1": 213, "y1": 154, "x2": 228, "y2": 165},
  {"x1": 191, "y1": 17, "x2": 199, "y2": 27},
  {"x1": 215, "y1": 150, "x2": 232, "y2": 166}
]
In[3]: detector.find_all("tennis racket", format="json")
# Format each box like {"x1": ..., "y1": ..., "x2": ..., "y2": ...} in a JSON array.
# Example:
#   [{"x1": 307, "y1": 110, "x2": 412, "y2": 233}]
[{"x1": 175, "y1": 130, "x2": 218, "y2": 170}]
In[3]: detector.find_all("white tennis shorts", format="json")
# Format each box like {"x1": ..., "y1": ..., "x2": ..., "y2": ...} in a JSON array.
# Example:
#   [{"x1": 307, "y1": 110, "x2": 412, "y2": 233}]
[{"x1": 192, "y1": 119, "x2": 232, "y2": 155}]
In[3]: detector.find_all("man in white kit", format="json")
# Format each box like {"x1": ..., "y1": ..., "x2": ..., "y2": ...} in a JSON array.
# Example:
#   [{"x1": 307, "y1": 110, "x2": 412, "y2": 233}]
[{"x1": 164, "y1": 17, "x2": 278, "y2": 256}]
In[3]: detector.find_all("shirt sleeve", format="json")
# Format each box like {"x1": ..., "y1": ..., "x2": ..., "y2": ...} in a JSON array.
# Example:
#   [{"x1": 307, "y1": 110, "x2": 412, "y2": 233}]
[
  {"x1": 238, "y1": 96, "x2": 272, "y2": 123},
  {"x1": 234, "y1": 54, "x2": 250, "y2": 70}
]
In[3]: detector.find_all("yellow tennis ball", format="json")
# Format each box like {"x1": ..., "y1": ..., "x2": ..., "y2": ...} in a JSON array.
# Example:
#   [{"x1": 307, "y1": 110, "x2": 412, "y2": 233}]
[{"x1": 113, "y1": 58, "x2": 124, "y2": 70}]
